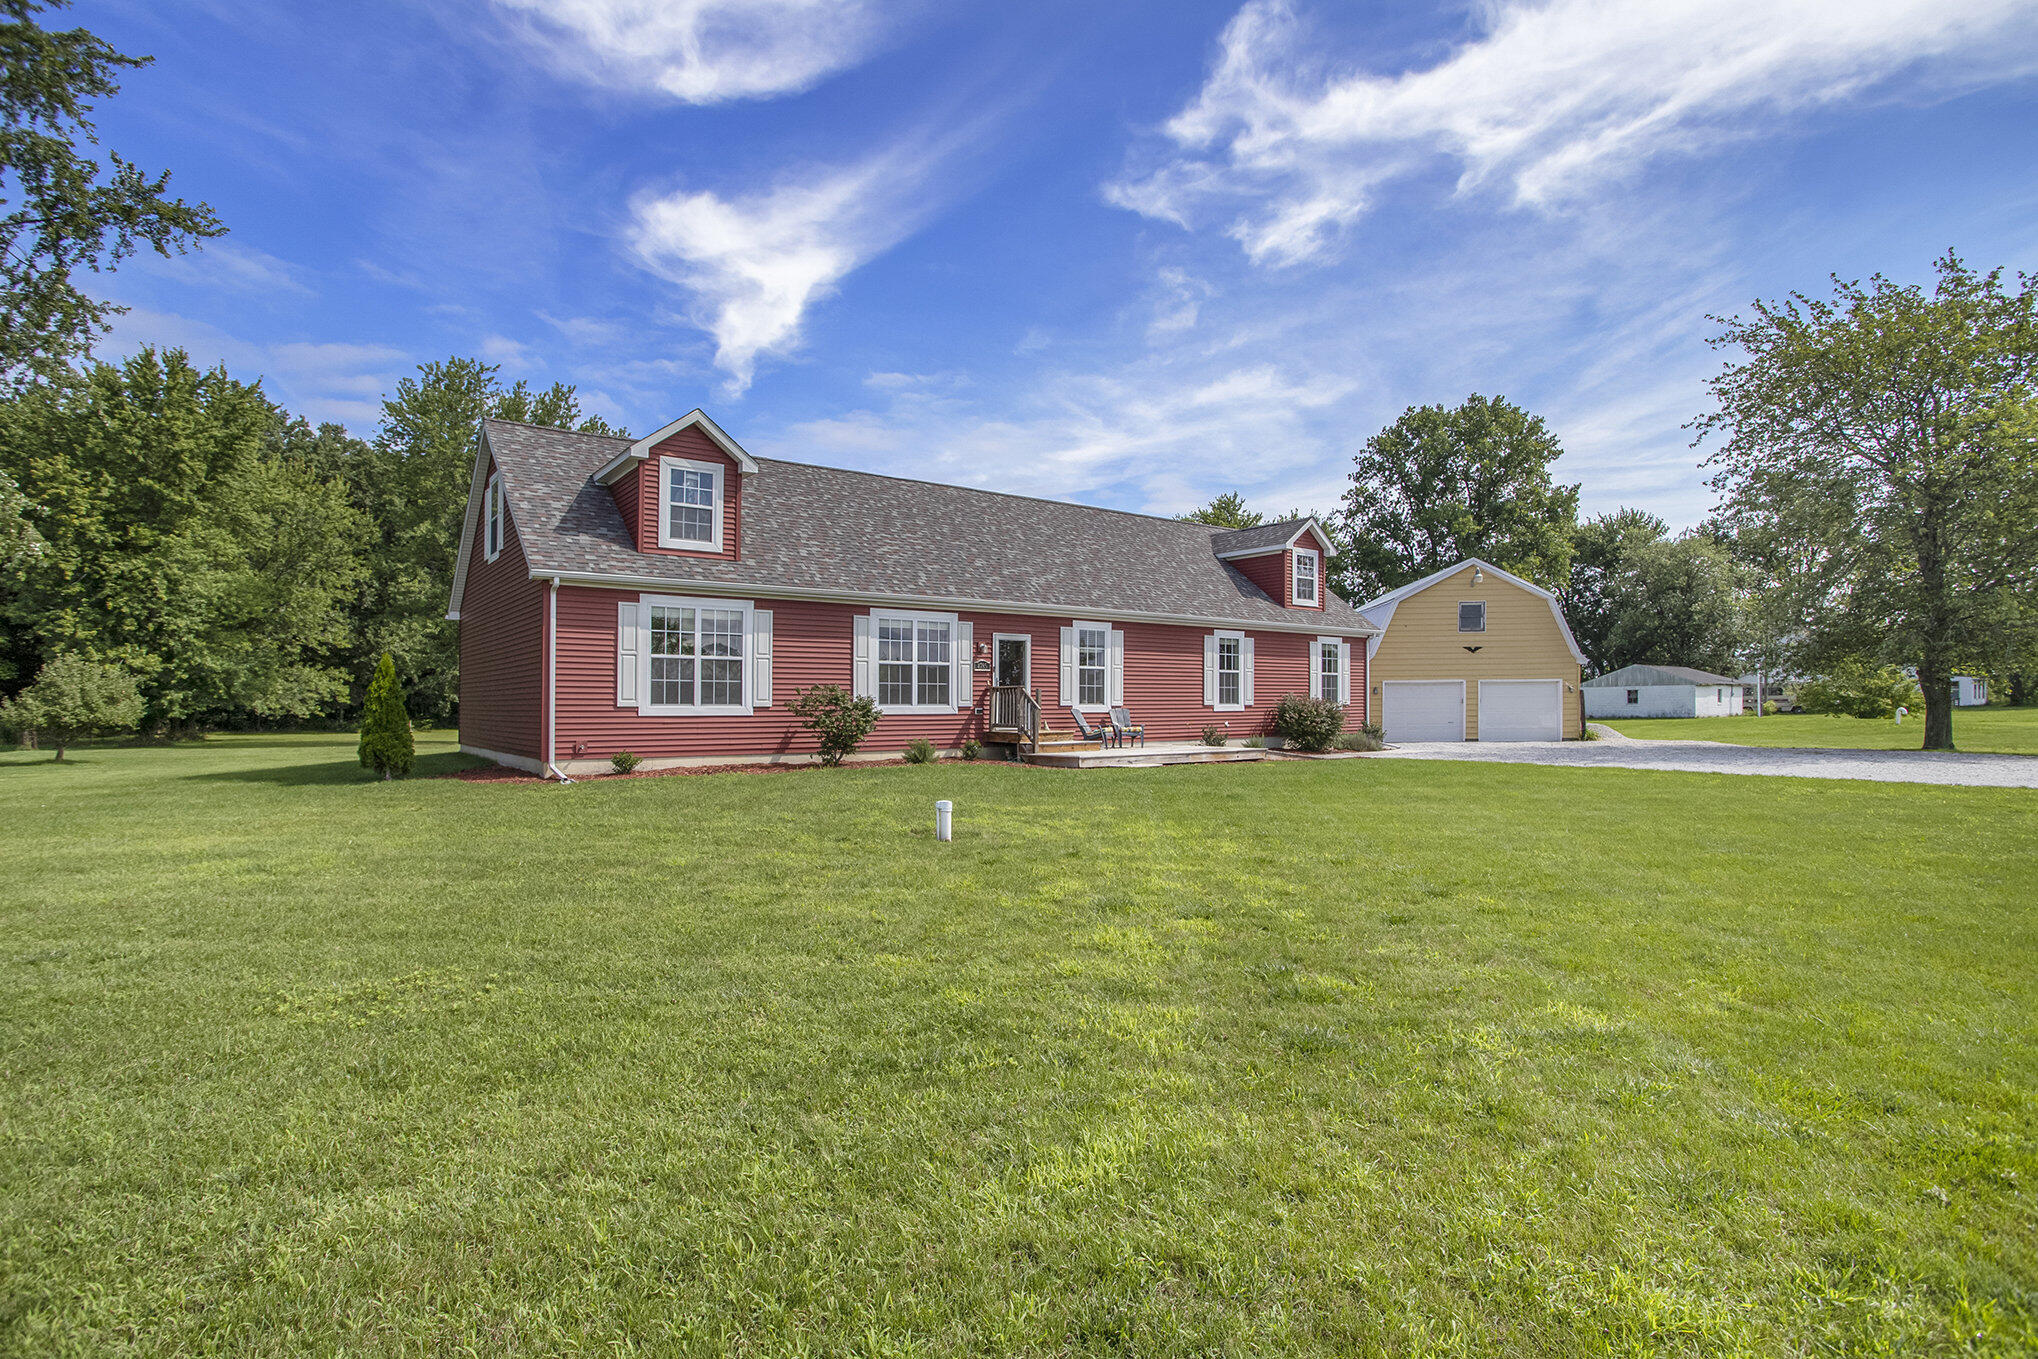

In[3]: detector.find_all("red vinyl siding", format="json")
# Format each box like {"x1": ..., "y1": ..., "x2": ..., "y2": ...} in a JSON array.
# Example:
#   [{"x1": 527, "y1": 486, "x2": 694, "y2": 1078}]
[
  {"x1": 1231, "y1": 551, "x2": 1288, "y2": 606},
  {"x1": 457, "y1": 458, "x2": 547, "y2": 759},
  {"x1": 614, "y1": 427, "x2": 744, "y2": 560},
  {"x1": 1228, "y1": 532, "x2": 1330, "y2": 610},
  {"x1": 545, "y1": 585, "x2": 1366, "y2": 763}
]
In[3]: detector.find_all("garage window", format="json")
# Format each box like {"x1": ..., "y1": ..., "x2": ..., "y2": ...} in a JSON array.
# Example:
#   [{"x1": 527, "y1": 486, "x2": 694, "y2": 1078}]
[
  {"x1": 1626, "y1": 689, "x2": 1638, "y2": 704},
  {"x1": 1458, "y1": 601, "x2": 1485, "y2": 632}
]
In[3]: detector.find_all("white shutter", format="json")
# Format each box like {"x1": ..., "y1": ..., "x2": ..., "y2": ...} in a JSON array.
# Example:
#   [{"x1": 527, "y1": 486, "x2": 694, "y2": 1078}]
[
  {"x1": 853, "y1": 614, "x2": 873, "y2": 699},
  {"x1": 952, "y1": 621, "x2": 973, "y2": 709},
  {"x1": 1242, "y1": 637, "x2": 1255, "y2": 706},
  {"x1": 1060, "y1": 626, "x2": 1076, "y2": 704},
  {"x1": 1308, "y1": 642, "x2": 1322, "y2": 699},
  {"x1": 1106, "y1": 629, "x2": 1125, "y2": 707},
  {"x1": 750, "y1": 609, "x2": 773, "y2": 709},
  {"x1": 616, "y1": 601, "x2": 639, "y2": 705},
  {"x1": 1203, "y1": 634, "x2": 1218, "y2": 706},
  {"x1": 1338, "y1": 642, "x2": 1352, "y2": 704}
]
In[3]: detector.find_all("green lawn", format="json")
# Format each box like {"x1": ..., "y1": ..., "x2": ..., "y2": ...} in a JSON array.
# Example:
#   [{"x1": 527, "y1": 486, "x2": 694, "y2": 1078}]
[
  {"x1": 3, "y1": 734, "x2": 2035, "y2": 1356},
  {"x1": 1603, "y1": 704, "x2": 2038, "y2": 754}
]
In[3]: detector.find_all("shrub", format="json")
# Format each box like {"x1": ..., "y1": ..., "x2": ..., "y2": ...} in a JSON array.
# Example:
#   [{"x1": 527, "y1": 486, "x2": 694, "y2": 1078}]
[
  {"x1": 789, "y1": 684, "x2": 880, "y2": 766},
  {"x1": 0, "y1": 654, "x2": 144, "y2": 761},
  {"x1": 903, "y1": 737, "x2": 936, "y2": 764},
  {"x1": 960, "y1": 739, "x2": 981, "y2": 761},
  {"x1": 357, "y1": 652, "x2": 415, "y2": 779},
  {"x1": 1335, "y1": 729, "x2": 1384, "y2": 752},
  {"x1": 1797, "y1": 661, "x2": 1923, "y2": 719},
  {"x1": 1270, "y1": 694, "x2": 1345, "y2": 752},
  {"x1": 1200, "y1": 725, "x2": 1228, "y2": 746},
  {"x1": 611, "y1": 750, "x2": 643, "y2": 775}
]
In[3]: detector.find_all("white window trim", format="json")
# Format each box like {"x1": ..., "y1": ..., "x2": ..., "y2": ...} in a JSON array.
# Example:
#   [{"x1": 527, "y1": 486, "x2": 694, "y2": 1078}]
[
  {"x1": 484, "y1": 472, "x2": 503, "y2": 562},
  {"x1": 638, "y1": 593, "x2": 753, "y2": 716},
  {"x1": 1212, "y1": 628, "x2": 1247, "y2": 712},
  {"x1": 870, "y1": 607, "x2": 960, "y2": 715},
  {"x1": 1458, "y1": 600, "x2": 1487, "y2": 633},
  {"x1": 991, "y1": 632, "x2": 1032, "y2": 690},
  {"x1": 658, "y1": 455, "x2": 725, "y2": 552},
  {"x1": 1069, "y1": 619, "x2": 1113, "y2": 713},
  {"x1": 1292, "y1": 548, "x2": 1319, "y2": 605},
  {"x1": 1313, "y1": 635, "x2": 1344, "y2": 702}
]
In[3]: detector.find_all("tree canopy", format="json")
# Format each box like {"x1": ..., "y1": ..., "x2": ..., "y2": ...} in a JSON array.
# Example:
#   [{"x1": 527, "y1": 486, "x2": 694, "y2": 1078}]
[
  {"x1": 1698, "y1": 252, "x2": 2038, "y2": 749},
  {"x1": 1179, "y1": 493, "x2": 1263, "y2": 530},
  {"x1": 1334, "y1": 394, "x2": 1579, "y2": 600},
  {"x1": 1560, "y1": 510, "x2": 1745, "y2": 675},
  {"x1": 0, "y1": 0, "x2": 225, "y2": 388}
]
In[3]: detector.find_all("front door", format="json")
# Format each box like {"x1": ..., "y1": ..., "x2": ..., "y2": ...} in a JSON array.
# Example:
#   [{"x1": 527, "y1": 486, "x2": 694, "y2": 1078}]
[{"x1": 994, "y1": 635, "x2": 1030, "y2": 689}]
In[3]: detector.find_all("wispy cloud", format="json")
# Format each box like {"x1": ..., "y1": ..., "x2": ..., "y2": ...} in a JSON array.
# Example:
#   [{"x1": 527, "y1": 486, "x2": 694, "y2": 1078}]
[
  {"x1": 629, "y1": 124, "x2": 986, "y2": 394},
  {"x1": 144, "y1": 241, "x2": 315, "y2": 297},
  {"x1": 101, "y1": 308, "x2": 406, "y2": 428},
  {"x1": 489, "y1": 0, "x2": 897, "y2": 104},
  {"x1": 1109, "y1": 0, "x2": 2038, "y2": 266}
]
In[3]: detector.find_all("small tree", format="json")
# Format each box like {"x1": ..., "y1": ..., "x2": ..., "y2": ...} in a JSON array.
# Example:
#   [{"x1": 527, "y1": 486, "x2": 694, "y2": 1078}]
[
  {"x1": 789, "y1": 684, "x2": 879, "y2": 766},
  {"x1": 357, "y1": 652, "x2": 414, "y2": 779},
  {"x1": 1796, "y1": 662, "x2": 1923, "y2": 720},
  {"x1": 0, "y1": 654, "x2": 143, "y2": 760}
]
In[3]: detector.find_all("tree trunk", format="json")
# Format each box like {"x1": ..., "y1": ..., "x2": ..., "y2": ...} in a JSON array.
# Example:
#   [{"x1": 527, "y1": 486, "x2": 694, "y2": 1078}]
[
  {"x1": 1919, "y1": 651, "x2": 1955, "y2": 751},
  {"x1": 52, "y1": 745, "x2": 66, "y2": 762},
  {"x1": 2012, "y1": 672, "x2": 2032, "y2": 707}
]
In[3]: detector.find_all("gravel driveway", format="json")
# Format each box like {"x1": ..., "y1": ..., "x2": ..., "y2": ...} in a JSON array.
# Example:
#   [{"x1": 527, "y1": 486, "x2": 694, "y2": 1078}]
[{"x1": 1370, "y1": 732, "x2": 2038, "y2": 788}]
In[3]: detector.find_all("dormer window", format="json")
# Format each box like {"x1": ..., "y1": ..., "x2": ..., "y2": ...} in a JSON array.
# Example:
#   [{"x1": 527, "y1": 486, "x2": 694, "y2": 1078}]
[
  {"x1": 1292, "y1": 548, "x2": 1319, "y2": 605},
  {"x1": 484, "y1": 472, "x2": 503, "y2": 561},
  {"x1": 660, "y1": 457, "x2": 723, "y2": 551}
]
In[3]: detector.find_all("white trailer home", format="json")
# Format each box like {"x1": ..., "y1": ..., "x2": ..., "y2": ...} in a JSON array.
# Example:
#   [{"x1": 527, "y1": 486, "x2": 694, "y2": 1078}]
[{"x1": 1584, "y1": 664, "x2": 1745, "y2": 719}]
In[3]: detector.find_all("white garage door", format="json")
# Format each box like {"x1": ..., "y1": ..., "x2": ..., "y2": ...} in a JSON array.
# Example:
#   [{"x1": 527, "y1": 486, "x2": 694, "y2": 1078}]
[
  {"x1": 1383, "y1": 681, "x2": 1465, "y2": 742},
  {"x1": 1478, "y1": 679, "x2": 1564, "y2": 741}
]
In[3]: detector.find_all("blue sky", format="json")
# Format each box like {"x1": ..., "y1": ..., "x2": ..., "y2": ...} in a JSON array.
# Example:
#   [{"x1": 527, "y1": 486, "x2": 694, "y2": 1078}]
[{"x1": 77, "y1": 0, "x2": 2038, "y2": 527}]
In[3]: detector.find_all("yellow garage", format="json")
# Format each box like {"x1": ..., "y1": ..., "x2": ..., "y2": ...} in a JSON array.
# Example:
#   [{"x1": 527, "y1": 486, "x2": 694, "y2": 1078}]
[{"x1": 1357, "y1": 559, "x2": 1586, "y2": 741}]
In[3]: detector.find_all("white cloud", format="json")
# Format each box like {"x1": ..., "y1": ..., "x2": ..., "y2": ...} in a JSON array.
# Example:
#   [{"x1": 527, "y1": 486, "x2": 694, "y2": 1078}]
[
  {"x1": 145, "y1": 242, "x2": 314, "y2": 297},
  {"x1": 479, "y1": 333, "x2": 535, "y2": 368},
  {"x1": 100, "y1": 308, "x2": 407, "y2": 428},
  {"x1": 629, "y1": 133, "x2": 967, "y2": 394},
  {"x1": 1109, "y1": 0, "x2": 2038, "y2": 266},
  {"x1": 489, "y1": 0, "x2": 893, "y2": 104}
]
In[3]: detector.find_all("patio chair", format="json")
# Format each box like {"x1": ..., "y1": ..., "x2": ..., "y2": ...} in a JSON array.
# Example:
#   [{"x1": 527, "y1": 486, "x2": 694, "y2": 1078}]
[
  {"x1": 1069, "y1": 708, "x2": 1112, "y2": 746},
  {"x1": 1108, "y1": 706, "x2": 1145, "y2": 748}
]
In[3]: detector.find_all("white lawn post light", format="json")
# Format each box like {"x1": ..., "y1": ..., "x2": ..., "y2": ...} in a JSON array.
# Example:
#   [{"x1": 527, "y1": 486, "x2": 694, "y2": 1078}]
[
  {"x1": 1896, "y1": 706, "x2": 1908, "y2": 725},
  {"x1": 935, "y1": 800, "x2": 953, "y2": 842}
]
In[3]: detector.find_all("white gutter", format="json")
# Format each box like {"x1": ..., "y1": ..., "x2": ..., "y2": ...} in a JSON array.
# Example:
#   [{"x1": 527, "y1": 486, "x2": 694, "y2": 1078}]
[
  {"x1": 545, "y1": 576, "x2": 573, "y2": 784},
  {"x1": 529, "y1": 567, "x2": 1380, "y2": 638}
]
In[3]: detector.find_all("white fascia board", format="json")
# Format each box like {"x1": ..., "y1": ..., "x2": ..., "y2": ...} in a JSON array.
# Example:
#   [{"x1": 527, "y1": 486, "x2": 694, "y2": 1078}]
[
  {"x1": 1355, "y1": 556, "x2": 1587, "y2": 666},
  {"x1": 445, "y1": 427, "x2": 497, "y2": 620},
  {"x1": 533, "y1": 567, "x2": 1382, "y2": 639},
  {"x1": 594, "y1": 409, "x2": 761, "y2": 484}
]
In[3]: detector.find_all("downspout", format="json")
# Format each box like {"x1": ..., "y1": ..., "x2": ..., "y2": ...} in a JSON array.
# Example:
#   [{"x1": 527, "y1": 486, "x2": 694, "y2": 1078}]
[{"x1": 545, "y1": 576, "x2": 573, "y2": 783}]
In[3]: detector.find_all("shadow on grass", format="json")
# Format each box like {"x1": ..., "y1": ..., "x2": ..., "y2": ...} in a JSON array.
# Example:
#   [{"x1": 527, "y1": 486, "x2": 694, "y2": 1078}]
[{"x1": 185, "y1": 751, "x2": 484, "y2": 786}]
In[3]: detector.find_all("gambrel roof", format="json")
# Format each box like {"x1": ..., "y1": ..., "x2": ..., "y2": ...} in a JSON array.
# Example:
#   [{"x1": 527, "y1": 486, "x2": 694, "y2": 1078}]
[{"x1": 453, "y1": 419, "x2": 1377, "y2": 635}]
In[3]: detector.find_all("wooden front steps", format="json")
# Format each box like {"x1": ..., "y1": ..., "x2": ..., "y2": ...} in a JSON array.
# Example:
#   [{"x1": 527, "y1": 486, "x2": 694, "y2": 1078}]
[{"x1": 1021, "y1": 740, "x2": 1270, "y2": 770}]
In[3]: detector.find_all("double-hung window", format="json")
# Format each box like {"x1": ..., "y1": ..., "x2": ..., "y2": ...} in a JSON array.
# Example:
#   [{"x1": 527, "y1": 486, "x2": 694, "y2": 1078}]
[
  {"x1": 1292, "y1": 549, "x2": 1319, "y2": 605},
  {"x1": 877, "y1": 612, "x2": 952, "y2": 710},
  {"x1": 645, "y1": 600, "x2": 747, "y2": 712},
  {"x1": 1075, "y1": 625, "x2": 1109, "y2": 708},
  {"x1": 660, "y1": 457, "x2": 723, "y2": 550},
  {"x1": 1318, "y1": 639, "x2": 1340, "y2": 702},
  {"x1": 484, "y1": 473, "x2": 503, "y2": 561},
  {"x1": 1458, "y1": 601, "x2": 1486, "y2": 633},
  {"x1": 1217, "y1": 634, "x2": 1243, "y2": 707}
]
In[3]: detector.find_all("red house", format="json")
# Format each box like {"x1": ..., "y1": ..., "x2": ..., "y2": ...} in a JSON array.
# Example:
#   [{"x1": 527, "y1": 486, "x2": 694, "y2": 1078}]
[{"x1": 447, "y1": 412, "x2": 1378, "y2": 775}]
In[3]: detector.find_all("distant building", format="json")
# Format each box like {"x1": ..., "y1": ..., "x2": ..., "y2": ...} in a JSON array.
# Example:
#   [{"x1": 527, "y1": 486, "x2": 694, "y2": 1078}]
[
  {"x1": 1954, "y1": 676, "x2": 1989, "y2": 707},
  {"x1": 1583, "y1": 664, "x2": 1744, "y2": 719}
]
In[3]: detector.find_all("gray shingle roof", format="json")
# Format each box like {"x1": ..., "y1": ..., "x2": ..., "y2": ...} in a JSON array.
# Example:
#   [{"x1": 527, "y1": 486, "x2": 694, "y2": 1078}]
[
  {"x1": 1583, "y1": 663, "x2": 1742, "y2": 687},
  {"x1": 480, "y1": 419, "x2": 1372, "y2": 631},
  {"x1": 1209, "y1": 518, "x2": 1311, "y2": 555}
]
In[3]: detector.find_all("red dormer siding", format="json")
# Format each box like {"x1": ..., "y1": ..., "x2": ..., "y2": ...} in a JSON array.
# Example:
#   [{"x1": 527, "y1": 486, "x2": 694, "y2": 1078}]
[
  {"x1": 612, "y1": 426, "x2": 744, "y2": 560},
  {"x1": 1227, "y1": 530, "x2": 1331, "y2": 609}
]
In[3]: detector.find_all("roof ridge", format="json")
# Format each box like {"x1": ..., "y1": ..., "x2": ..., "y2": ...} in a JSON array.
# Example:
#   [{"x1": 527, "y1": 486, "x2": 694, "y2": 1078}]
[
  {"x1": 484, "y1": 416, "x2": 631, "y2": 444},
  {"x1": 748, "y1": 455, "x2": 1238, "y2": 533}
]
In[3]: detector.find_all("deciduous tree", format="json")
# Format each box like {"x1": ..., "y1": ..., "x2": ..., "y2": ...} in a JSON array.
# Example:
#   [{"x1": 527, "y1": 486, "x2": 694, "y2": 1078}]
[
  {"x1": 1334, "y1": 394, "x2": 1578, "y2": 600},
  {"x1": 1698, "y1": 253, "x2": 2038, "y2": 750},
  {"x1": 0, "y1": 0, "x2": 225, "y2": 387},
  {"x1": 1180, "y1": 493, "x2": 1262, "y2": 529},
  {"x1": 0, "y1": 651, "x2": 140, "y2": 758}
]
